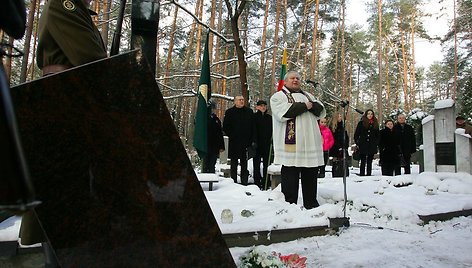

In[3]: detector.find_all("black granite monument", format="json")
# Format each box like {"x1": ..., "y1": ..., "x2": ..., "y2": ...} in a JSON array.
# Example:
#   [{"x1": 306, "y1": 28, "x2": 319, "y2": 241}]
[{"x1": 11, "y1": 51, "x2": 235, "y2": 267}]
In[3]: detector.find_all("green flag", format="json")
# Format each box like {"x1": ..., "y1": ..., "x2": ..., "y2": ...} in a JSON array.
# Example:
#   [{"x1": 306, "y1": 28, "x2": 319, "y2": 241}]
[{"x1": 193, "y1": 32, "x2": 211, "y2": 160}]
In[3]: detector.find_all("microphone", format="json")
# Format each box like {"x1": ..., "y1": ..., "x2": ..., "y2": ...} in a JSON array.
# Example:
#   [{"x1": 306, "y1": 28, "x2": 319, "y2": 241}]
[{"x1": 305, "y1": 80, "x2": 319, "y2": 86}]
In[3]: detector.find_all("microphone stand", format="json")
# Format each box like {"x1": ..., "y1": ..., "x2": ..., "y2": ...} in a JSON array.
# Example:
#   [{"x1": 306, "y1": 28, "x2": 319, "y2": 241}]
[{"x1": 307, "y1": 82, "x2": 363, "y2": 229}]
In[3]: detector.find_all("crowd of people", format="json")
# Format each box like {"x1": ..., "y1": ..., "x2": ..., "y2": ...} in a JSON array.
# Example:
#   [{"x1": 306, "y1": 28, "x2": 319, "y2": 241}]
[{"x1": 203, "y1": 70, "x2": 433, "y2": 210}]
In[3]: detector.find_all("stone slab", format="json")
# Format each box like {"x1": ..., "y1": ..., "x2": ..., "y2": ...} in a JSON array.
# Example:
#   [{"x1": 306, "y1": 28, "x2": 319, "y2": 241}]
[
  {"x1": 422, "y1": 119, "x2": 435, "y2": 172},
  {"x1": 11, "y1": 51, "x2": 235, "y2": 267},
  {"x1": 455, "y1": 133, "x2": 472, "y2": 174},
  {"x1": 223, "y1": 226, "x2": 333, "y2": 247},
  {"x1": 418, "y1": 209, "x2": 472, "y2": 224},
  {"x1": 434, "y1": 106, "x2": 455, "y2": 143}
]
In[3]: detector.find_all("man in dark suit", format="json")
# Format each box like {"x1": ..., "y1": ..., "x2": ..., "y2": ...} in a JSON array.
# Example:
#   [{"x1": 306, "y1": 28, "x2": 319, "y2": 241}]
[
  {"x1": 394, "y1": 114, "x2": 416, "y2": 174},
  {"x1": 223, "y1": 95, "x2": 253, "y2": 185},
  {"x1": 252, "y1": 100, "x2": 272, "y2": 190}
]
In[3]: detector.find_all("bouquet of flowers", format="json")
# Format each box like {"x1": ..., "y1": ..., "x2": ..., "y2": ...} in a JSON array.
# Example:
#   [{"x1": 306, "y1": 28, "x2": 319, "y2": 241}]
[{"x1": 238, "y1": 247, "x2": 307, "y2": 268}]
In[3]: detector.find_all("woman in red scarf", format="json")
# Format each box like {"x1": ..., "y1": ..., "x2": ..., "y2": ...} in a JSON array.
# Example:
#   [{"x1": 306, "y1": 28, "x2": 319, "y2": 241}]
[{"x1": 354, "y1": 109, "x2": 380, "y2": 176}]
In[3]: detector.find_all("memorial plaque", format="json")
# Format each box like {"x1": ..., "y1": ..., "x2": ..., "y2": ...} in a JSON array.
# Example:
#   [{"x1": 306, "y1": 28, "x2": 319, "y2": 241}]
[
  {"x1": 11, "y1": 51, "x2": 235, "y2": 267},
  {"x1": 435, "y1": 142, "x2": 456, "y2": 166}
]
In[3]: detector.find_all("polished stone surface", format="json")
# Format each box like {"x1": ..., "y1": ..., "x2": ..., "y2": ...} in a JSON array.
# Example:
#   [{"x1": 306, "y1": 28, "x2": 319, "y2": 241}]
[{"x1": 11, "y1": 51, "x2": 235, "y2": 267}]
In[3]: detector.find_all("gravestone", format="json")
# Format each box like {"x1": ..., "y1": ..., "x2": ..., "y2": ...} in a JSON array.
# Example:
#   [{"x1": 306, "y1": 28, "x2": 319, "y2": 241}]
[
  {"x1": 219, "y1": 136, "x2": 231, "y2": 177},
  {"x1": 422, "y1": 116, "x2": 436, "y2": 172},
  {"x1": 433, "y1": 100, "x2": 456, "y2": 172},
  {"x1": 422, "y1": 99, "x2": 463, "y2": 173},
  {"x1": 11, "y1": 51, "x2": 235, "y2": 267},
  {"x1": 455, "y1": 129, "x2": 472, "y2": 173}
]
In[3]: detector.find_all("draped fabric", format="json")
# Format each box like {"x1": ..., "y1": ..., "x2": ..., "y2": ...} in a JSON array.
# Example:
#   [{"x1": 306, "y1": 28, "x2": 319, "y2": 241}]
[{"x1": 270, "y1": 87, "x2": 326, "y2": 167}]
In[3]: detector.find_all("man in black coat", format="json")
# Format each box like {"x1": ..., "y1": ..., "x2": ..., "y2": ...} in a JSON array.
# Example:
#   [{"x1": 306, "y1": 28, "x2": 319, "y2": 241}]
[
  {"x1": 203, "y1": 99, "x2": 225, "y2": 173},
  {"x1": 394, "y1": 114, "x2": 416, "y2": 174},
  {"x1": 252, "y1": 100, "x2": 272, "y2": 190},
  {"x1": 223, "y1": 95, "x2": 254, "y2": 185}
]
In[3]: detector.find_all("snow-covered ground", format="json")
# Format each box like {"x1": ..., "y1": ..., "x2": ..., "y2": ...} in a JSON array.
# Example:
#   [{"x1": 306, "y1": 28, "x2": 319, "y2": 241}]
[{"x1": 210, "y1": 161, "x2": 472, "y2": 267}]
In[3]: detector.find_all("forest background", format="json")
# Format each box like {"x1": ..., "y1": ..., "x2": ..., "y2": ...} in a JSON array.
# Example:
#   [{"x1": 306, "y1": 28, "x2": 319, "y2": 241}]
[{"x1": 1, "y1": 0, "x2": 471, "y2": 153}]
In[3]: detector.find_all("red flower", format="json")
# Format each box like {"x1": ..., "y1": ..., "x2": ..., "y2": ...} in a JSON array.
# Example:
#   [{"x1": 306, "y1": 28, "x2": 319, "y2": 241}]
[{"x1": 279, "y1": 253, "x2": 307, "y2": 268}]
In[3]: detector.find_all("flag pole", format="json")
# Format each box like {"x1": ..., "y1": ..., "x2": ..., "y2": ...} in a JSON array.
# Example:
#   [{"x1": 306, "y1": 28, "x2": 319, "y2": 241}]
[
  {"x1": 193, "y1": 32, "x2": 211, "y2": 172},
  {"x1": 264, "y1": 46, "x2": 287, "y2": 190}
]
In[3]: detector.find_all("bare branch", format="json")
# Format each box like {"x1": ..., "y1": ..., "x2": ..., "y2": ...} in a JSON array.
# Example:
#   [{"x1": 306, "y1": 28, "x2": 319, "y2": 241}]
[
  {"x1": 159, "y1": 87, "x2": 234, "y2": 102},
  {"x1": 246, "y1": 45, "x2": 277, "y2": 60},
  {"x1": 156, "y1": 73, "x2": 240, "y2": 81},
  {"x1": 211, "y1": 45, "x2": 277, "y2": 68},
  {"x1": 169, "y1": 0, "x2": 234, "y2": 44},
  {"x1": 163, "y1": 93, "x2": 196, "y2": 100},
  {"x1": 236, "y1": 0, "x2": 247, "y2": 18}
]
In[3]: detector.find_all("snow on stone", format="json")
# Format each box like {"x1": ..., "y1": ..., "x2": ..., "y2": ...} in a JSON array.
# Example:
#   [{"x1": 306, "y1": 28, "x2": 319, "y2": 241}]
[{"x1": 434, "y1": 99, "x2": 455, "y2": 109}]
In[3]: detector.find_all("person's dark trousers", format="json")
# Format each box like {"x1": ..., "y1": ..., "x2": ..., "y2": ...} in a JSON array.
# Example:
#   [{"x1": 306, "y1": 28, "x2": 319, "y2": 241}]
[
  {"x1": 381, "y1": 163, "x2": 395, "y2": 176},
  {"x1": 281, "y1": 166, "x2": 319, "y2": 209},
  {"x1": 395, "y1": 153, "x2": 411, "y2": 174},
  {"x1": 260, "y1": 153, "x2": 270, "y2": 190},
  {"x1": 359, "y1": 153, "x2": 374, "y2": 176},
  {"x1": 230, "y1": 154, "x2": 249, "y2": 185},
  {"x1": 203, "y1": 153, "x2": 218, "y2": 173},
  {"x1": 253, "y1": 152, "x2": 270, "y2": 189},
  {"x1": 318, "y1": 151, "x2": 329, "y2": 178}
]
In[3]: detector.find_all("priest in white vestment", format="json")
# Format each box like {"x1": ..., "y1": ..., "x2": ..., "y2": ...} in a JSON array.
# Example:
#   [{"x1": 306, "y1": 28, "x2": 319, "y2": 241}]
[{"x1": 270, "y1": 71, "x2": 326, "y2": 209}]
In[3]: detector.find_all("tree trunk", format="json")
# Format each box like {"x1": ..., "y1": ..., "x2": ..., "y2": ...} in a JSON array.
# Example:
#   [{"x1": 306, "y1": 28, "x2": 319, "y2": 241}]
[
  {"x1": 20, "y1": 0, "x2": 38, "y2": 83},
  {"x1": 164, "y1": 6, "x2": 179, "y2": 86},
  {"x1": 29, "y1": 1, "x2": 41, "y2": 81},
  {"x1": 410, "y1": 8, "x2": 416, "y2": 108},
  {"x1": 224, "y1": 0, "x2": 248, "y2": 102},
  {"x1": 5, "y1": 37, "x2": 14, "y2": 84},
  {"x1": 340, "y1": 1, "x2": 346, "y2": 97},
  {"x1": 258, "y1": 0, "x2": 270, "y2": 100},
  {"x1": 384, "y1": 52, "x2": 391, "y2": 111},
  {"x1": 179, "y1": 0, "x2": 200, "y2": 140},
  {"x1": 291, "y1": 1, "x2": 309, "y2": 67},
  {"x1": 215, "y1": 0, "x2": 224, "y2": 115},
  {"x1": 310, "y1": 0, "x2": 320, "y2": 78},
  {"x1": 270, "y1": 0, "x2": 282, "y2": 92},
  {"x1": 195, "y1": 0, "x2": 204, "y2": 68},
  {"x1": 453, "y1": 0, "x2": 457, "y2": 100},
  {"x1": 399, "y1": 14, "x2": 410, "y2": 111},
  {"x1": 377, "y1": 0, "x2": 383, "y2": 123},
  {"x1": 334, "y1": 5, "x2": 341, "y2": 93},
  {"x1": 101, "y1": 0, "x2": 112, "y2": 48}
]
